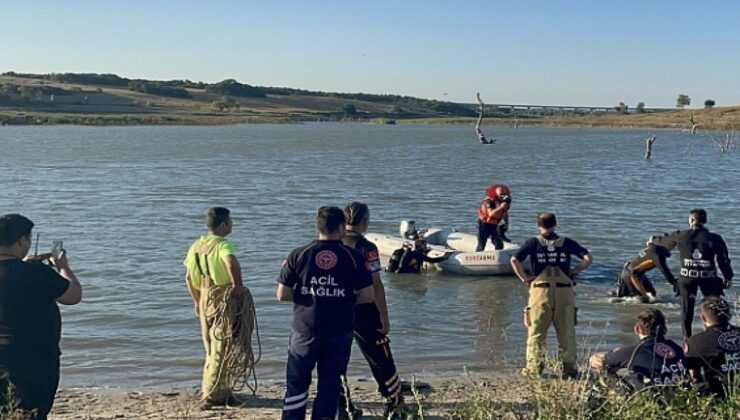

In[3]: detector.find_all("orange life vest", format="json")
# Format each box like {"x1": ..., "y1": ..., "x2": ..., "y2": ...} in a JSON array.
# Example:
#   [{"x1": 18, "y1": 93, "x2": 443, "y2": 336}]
[{"x1": 478, "y1": 198, "x2": 507, "y2": 224}]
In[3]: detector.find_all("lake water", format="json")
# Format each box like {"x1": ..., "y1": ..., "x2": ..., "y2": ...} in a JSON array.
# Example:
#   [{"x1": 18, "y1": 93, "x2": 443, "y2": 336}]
[{"x1": 0, "y1": 123, "x2": 737, "y2": 390}]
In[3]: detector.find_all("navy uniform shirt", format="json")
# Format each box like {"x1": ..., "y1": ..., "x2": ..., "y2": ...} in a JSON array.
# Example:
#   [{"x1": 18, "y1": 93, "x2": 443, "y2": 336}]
[
  {"x1": 513, "y1": 232, "x2": 589, "y2": 277},
  {"x1": 278, "y1": 239, "x2": 372, "y2": 337},
  {"x1": 686, "y1": 325, "x2": 740, "y2": 396},
  {"x1": 604, "y1": 336, "x2": 687, "y2": 385}
]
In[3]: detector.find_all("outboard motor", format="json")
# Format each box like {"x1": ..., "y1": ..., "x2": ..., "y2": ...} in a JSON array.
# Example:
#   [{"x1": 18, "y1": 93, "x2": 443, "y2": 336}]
[{"x1": 399, "y1": 220, "x2": 419, "y2": 240}]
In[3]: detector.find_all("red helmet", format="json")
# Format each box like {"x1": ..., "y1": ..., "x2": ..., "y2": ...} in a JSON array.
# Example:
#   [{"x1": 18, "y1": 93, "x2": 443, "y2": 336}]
[{"x1": 485, "y1": 184, "x2": 510, "y2": 200}]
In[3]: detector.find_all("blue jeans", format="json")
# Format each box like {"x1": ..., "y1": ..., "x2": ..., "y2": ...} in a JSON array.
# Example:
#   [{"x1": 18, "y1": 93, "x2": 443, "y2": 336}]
[{"x1": 282, "y1": 331, "x2": 353, "y2": 420}]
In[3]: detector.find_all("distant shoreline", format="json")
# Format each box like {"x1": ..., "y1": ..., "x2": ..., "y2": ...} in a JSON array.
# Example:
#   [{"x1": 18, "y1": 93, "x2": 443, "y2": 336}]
[
  {"x1": 1, "y1": 110, "x2": 738, "y2": 131},
  {"x1": 3, "y1": 72, "x2": 739, "y2": 131}
]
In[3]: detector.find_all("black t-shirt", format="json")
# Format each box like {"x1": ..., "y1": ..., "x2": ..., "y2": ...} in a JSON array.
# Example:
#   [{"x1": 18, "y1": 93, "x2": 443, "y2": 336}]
[
  {"x1": 513, "y1": 233, "x2": 589, "y2": 277},
  {"x1": 604, "y1": 336, "x2": 687, "y2": 385},
  {"x1": 278, "y1": 240, "x2": 373, "y2": 337},
  {"x1": 686, "y1": 325, "x2": 740, "y2": 395},
  {"x1": 343, "y1": 232, "x2": 384, "y2": 332},
  {"x1": 343, "y1": 232, "x2": 382, "y2": 274},
  {"x1": 0, "y1": 260, "x2": 70, "y2": 368}
]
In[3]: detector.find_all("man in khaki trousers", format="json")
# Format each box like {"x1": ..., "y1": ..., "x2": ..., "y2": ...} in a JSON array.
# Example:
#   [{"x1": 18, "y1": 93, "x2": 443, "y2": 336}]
[{"x1": 511, "y1": 212, "x2": 592, "y2": 379}]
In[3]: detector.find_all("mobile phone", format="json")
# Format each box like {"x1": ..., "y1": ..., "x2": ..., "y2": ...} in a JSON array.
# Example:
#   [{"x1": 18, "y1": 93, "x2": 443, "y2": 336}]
[{"x1": 51, "y1": 241, "x2": 63, "y2": 259}]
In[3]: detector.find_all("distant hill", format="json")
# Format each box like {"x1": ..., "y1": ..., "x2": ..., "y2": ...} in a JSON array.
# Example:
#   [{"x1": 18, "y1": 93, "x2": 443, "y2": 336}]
[
  {"x1": 0, "y1": 71, "x2": 478, "y2": 125},
  {"x1": 1, "y1": 71, "x2": 739, "y2": 130}
]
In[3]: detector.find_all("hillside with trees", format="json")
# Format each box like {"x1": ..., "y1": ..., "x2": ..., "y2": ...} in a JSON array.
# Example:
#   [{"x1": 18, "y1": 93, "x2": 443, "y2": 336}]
[
  {"x1": 0, "y1": 71, "x2": 481, "y2": 125},
  {"x1": 1, "y1": 71, "x2": 739, "y2": 129}
]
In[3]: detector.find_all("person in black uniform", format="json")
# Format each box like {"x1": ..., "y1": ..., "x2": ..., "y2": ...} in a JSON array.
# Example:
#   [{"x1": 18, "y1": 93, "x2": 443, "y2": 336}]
[
  {"x1": 651, "y1": 209, "x2": 734, "y2": 338},
  {"x1": 613, "y1": 242, "x2": 676, "y2": 302},
  {"x1": 276, "y1": 206, "x2": 374, "y2": 420},
  {"x1": 387, "y1": 239, "x2": 452, "y2": 274},
  {"x1": 339, "y1": 202, "x2": 405, "y2": 419},
  {"x1": 590, "y1": 308, "x2": 686, "y2": 393},
  {"x1": 686, "y1": 296, "x2": 740, "y2": 397}
]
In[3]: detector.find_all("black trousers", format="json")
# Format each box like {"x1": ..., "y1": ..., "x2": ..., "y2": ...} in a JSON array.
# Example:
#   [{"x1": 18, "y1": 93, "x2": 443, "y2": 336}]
[
  {"x1": 616, "y1": 269, "x2": 657, "y2": 299},
  {"x1": 476, "y1": 221, "x2": 503, "y2": 251},
  {"x1": 341, "y1": 304, "x2": 400, "y2": 403},
  {"x1": 677, "y1": 276, "x2": 723, "y2": 338},
  {"x1": 0, "y1": 358, "x2": 60, "y2": 420},
  {"x1": 354, "y1": 328, "x2": 400, "y2": 399}
]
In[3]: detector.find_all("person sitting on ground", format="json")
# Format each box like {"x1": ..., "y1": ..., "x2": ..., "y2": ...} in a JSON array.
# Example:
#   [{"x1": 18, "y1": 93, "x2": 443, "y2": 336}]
[
  {"x1": 590, "y1": 308, "x2": 686, "y2": 394},
  {"x1": 685, "y1": 296, "x2": 740, "y2": 397},
  {"x1": 613, "y1": 241, "x2": 676, "y2": 303},
  {"x1": 387, "y1": 239, "x2": 452, "y2": 273}
]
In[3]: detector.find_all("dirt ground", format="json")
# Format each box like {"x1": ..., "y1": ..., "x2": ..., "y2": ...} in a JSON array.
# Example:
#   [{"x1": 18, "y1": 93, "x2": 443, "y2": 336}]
[{"x1": 48, "y1": 374, "x2": 530, "y2": 419}]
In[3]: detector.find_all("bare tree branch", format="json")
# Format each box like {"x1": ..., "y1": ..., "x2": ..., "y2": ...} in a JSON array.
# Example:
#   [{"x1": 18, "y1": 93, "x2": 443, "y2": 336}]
[
  {"x1": 644, "y1": 134, "x2": 657, "y2": 159},
  {"x1": 688, "y1": 113, "x2": 699, "y2": 134},
  {"x1": 475, "y1": 93, "x2": 495, "y2": 144},
  {"x1": 707, "y1": 127, "x2": 735, "y2": 154}
]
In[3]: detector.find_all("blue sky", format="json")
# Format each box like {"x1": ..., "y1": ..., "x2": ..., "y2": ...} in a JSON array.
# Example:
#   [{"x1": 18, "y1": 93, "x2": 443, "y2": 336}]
[{"x1": 2, "y1": 0, "x2": 739, "y2": 107}]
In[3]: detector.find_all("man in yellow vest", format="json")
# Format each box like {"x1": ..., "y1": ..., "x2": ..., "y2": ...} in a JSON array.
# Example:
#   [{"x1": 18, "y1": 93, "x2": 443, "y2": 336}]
[
  {"x1": 510, "y1": 212, "x2": 592, "y2": 379},
  {"x1": 183, "y1": 207, "x2": 245, "y2": 409}
]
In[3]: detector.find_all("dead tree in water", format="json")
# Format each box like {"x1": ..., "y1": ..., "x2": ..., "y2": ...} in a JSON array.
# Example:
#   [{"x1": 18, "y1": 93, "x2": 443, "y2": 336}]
[
  {"x1": 644, "y1": 134, "x2": 657, "y2": 159},
  {"x1": 682, "y1": 113, "x2": 699, "y2": 134},
  {"x1": 475, "y1": 93, "x2": 495, "y2": 144},
  {"x1": 709, "y1": 129, "x2": 736, "y2": 154}
]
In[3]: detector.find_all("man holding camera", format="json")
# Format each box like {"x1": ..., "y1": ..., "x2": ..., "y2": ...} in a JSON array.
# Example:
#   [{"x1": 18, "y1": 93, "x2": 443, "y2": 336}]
[
  {"x1": 476, "y1": 184, "x2": 511, "y2": 251},
  {"x1": 0, "y1": 214, "x2": 82, "y2": 420}
]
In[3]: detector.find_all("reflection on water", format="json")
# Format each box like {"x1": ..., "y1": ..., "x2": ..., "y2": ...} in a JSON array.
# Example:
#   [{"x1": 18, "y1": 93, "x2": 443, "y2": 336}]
[{"x1": 0, "y1": 123, "x2": 737, "y2": 389}]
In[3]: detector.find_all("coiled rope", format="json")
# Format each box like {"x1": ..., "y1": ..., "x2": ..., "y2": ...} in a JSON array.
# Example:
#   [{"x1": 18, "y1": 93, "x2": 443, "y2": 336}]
[{"x1": 201, "y1": 285, "x2": 262, "y2": 397}]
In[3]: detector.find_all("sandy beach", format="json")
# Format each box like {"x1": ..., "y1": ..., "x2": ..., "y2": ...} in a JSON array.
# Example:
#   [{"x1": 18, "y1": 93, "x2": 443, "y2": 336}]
[{"x1": 48, "y1": 373, "x2": 529, "y2": 419}]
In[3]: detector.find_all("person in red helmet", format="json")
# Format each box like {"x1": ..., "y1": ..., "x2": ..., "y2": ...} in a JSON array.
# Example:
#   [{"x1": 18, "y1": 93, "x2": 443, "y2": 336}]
[{"x1": 476, "y1": 184, "x2": 511, "y2": 251}]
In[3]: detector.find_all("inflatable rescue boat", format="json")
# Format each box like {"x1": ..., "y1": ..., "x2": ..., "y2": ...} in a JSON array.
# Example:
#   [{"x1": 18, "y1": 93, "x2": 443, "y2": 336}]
[{"x1": 365, "y1": 221, "x2": 520, "y2": 276}]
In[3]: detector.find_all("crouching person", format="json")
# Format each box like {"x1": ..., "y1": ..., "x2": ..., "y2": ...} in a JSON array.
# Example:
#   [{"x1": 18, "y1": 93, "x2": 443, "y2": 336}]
[
  {"x1": 686, "y1": 296, "x2": 740, "y2": 397},
  {"x1": 276, "y1": 207, "x2": 374, "y2": 420},
  {"x1": 590, "y1": 308, "x2": 686, "y2": 394}
]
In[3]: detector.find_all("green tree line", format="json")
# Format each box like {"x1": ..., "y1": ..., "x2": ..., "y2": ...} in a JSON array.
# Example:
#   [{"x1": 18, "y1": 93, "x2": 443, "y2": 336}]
[{"x1": 3, "y1": 71, "x2": 478, "y2": 117}]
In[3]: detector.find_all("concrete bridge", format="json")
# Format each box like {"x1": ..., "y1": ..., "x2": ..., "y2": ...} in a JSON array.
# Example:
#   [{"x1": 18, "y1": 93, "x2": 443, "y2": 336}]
[{"x1": 480, "y1": 103, "x2": 673, "y2": 115}]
